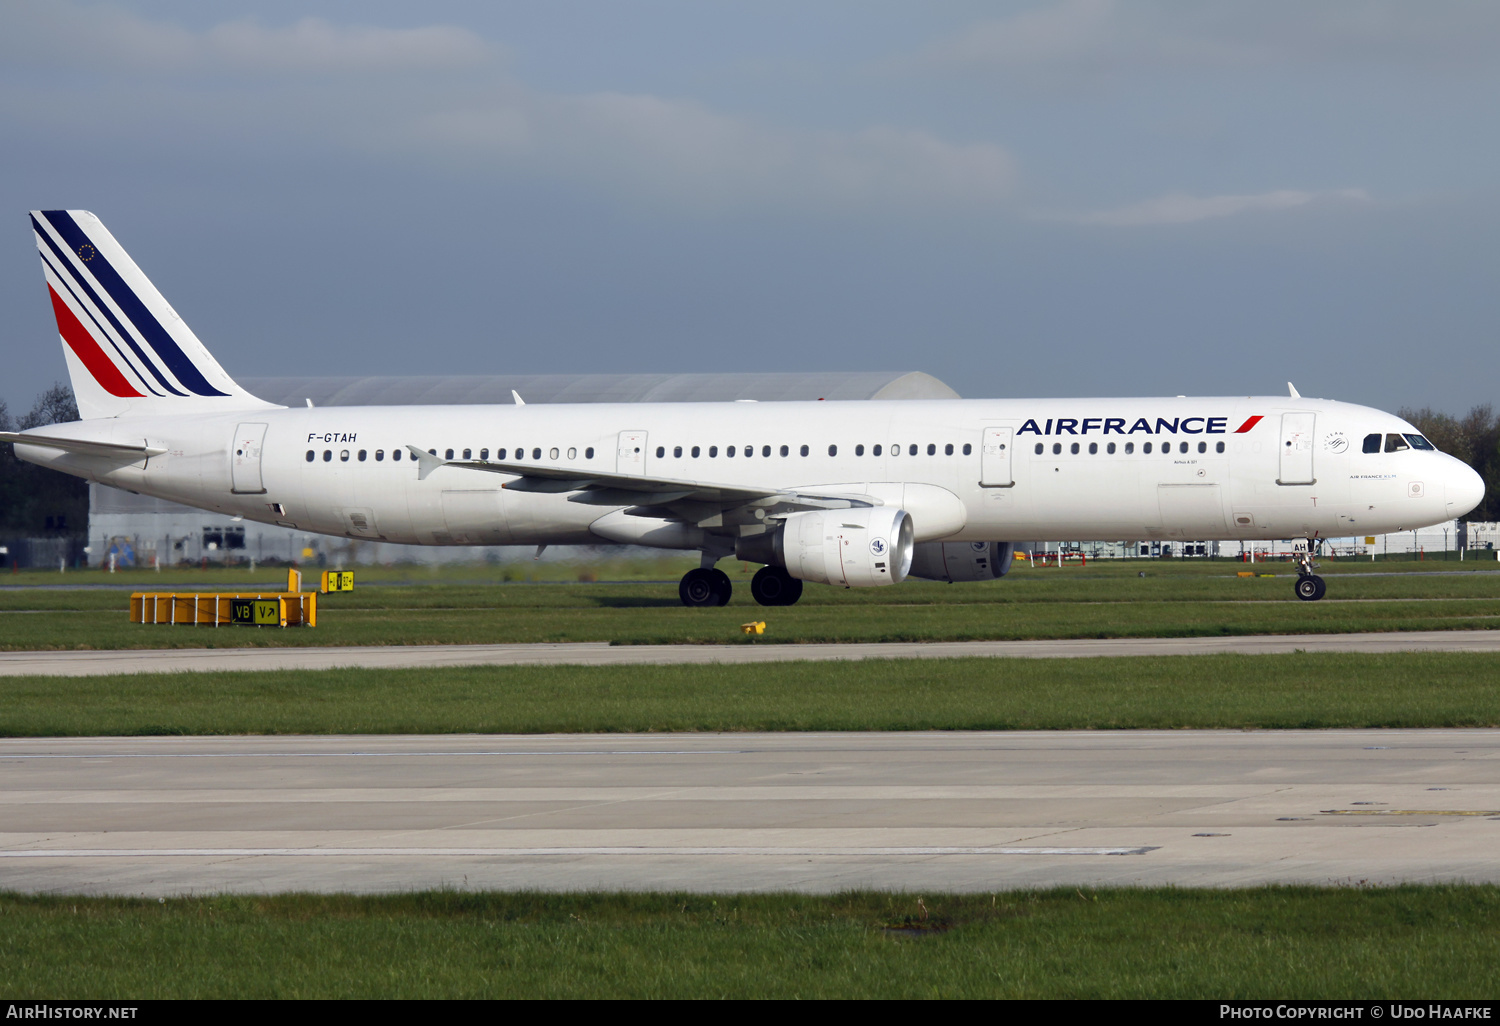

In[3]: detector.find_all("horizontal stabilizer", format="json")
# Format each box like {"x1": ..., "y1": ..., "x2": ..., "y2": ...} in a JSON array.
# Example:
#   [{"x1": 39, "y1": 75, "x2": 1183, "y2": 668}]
[{"x1": 0, "y1": 431, "x2": 166, "y2": 459}]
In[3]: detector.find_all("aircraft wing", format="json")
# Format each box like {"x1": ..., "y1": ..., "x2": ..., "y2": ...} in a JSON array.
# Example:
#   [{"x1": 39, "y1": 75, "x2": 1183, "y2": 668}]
[
  {"x1": 0, "y1": 432, "x2": 167, "y2": 460},
  {"x1": 402, "y1": 445, "x2": 874, "y2": 514}
]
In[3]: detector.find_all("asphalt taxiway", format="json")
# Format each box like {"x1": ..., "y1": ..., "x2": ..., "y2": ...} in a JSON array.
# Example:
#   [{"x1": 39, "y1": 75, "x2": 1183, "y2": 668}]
[
  {"x1": 4, "y1": 628, "x2": 1500, "y2": 676},
  {"x1": 3, "y1": 730, "x2": 1495, "y2": 895}
]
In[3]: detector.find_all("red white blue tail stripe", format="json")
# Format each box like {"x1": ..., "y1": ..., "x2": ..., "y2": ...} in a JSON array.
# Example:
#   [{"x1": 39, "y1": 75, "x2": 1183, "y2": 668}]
[{"x1": 30, "y1": 210, "x2": 273, "y2": 419}]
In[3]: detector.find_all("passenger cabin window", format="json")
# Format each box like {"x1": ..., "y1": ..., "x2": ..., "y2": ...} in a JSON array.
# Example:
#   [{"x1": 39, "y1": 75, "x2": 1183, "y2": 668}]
[
  {"x1": 944, "y1": 443, "x2": 953, "y2": 455},
  {"x1": 1363, "y1": 433, "x2": 1381, "y2": 453},
  {"x1": 873, "y1": 444, "x2": 882, "y2": 456},
  {"x1": 855, "y1": 444, "x2": 864, "y2": 456},
  {"x1": 496, "y1": 448, "x2": 507, "y2": 460},
  {"x1": 1106, "y1": 442, "x2": 1116, "y2": 454},
  {"x1": 323, "y1": 450, "x2": 332, "y2": 462},
  {"x1": 656, "y1": 446, "x2": 665, "y2": 458},
  {"x1": 1052, "y1": 443, "x2": 1061, "y2": 455},
  {"x1": 727, "y1": 446, "x2": 736, "y2": 457},
  {"x1": 1215, "y1": 441, "x2": 1225, "y2": 453},
  {"x1": 708, "y1": 446, "x2": 716, "y2": 457},
  {"x1": 445, "y1": 449, "x2": 454, "y2": 460},
  {"x1": 828, "y1": 444, "x2": 837, "y2": 457},
  {"x1": 1088, "y1": 442, "x2": 1097, "y2": 455},
  {"x1": 1143, "y1": 442, "x2": 1152, "y2": 454},
  {"x1": 962, "y1": 443, "x2": 972, "y2": 456},
  {"x1": 763, "y1": 445, "x2": 772, "y2": 457},
  {"x1": 358, "y1": 450, "x2": 367, "y2": 462},
  {"x1": 533, "y1": 448, "x2": 542, "y2": 460},
  {"x1": 393, "y1": 449, "x2": 402, "y2": 461},
  {"x1": 1179, "y1": 442, "x2": 1188, "y2": 454},
  {"x1": 375, "y1": 450, "x2": 385, "y2": 462},
  {"x1": 691, "y1": 446, "x2": 700, "y2": 458},
  {"x1": 584, "y1": 447, "x2": 593, "y2": 459},
  {"x1": 1034, "y1": 443, "x2": 1043, "y2": 455},
  {"x1": 1385, "y1": 433, "x2": 1410, "y2": 453},
  {"x1": 800, "y1": 444, "x2": 809, "y2": 457},
  {"x1": 673, "y1": 446, "x2": 682, "y2": 458},
  {"x1": 927, "y1": 444, "x2": 936, "y2": 456},
  {"x1": 1070, "y1": 442, "x2": 1080, "y2": 455},
  {"x1": 1125, "y1": 442, "x2": 1134, "y2": 454},
  {"x1": 305, "y1": 450, "x2": 314, "y2": 462},
  {"x1": 1197, "y1": 441, "x2": 1206, "y2": 453},
  {"x1": 909, "y1": 444, "x2": 918, "y2": 456}
]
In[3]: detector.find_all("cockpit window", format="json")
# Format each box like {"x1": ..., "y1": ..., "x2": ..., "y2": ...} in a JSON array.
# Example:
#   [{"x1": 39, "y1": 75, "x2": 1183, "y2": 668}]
[
  {"x1": 1404, "y1": 434, "x2": 1436, "y2": 450},
  {"x1": 1384, "y1": 433, "x2": 1410, "y2": 453},
  {"x1": 1362, "y1": 433, "x2": 1381, "y2": 454}
]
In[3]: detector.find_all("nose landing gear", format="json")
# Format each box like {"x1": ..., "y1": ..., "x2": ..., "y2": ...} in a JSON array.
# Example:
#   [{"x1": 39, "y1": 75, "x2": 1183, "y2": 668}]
[{"x1": 1293, "y1": 541, "x2": 1326, "y2": 602}]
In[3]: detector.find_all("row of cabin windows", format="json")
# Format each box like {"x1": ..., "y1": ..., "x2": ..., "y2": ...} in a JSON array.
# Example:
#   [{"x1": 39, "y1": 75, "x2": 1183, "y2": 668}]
[
  {"x1": 653, "y1": 442, "x2": 974, "y2": 459},
  {"x1": 1036, "y1": 440, "x2": 1227, "y2": 456},
  {"x1": 304, "y1": 446, "x2": 598, "y2": 463}
]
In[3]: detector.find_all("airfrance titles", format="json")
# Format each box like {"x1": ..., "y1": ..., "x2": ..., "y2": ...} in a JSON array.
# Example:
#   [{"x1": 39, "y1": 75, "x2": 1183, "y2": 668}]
[{"x1": 1017, "y1": 415, "x2": 1259, "y2": 437}]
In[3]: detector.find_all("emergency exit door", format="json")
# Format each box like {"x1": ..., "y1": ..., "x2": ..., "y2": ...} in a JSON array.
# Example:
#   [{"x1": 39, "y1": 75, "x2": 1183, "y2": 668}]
[
  {"x1": 1278, "y1": 412, "x2": 1316, "y2": 485},
  {"x1": 980, "y1": 426, "x2": 1014, "y2": 487},
  {"x1": 231, "y1": 422, "x2": 268, "y2": 494},
  {"x1": 617, "y1": 431, "x2": 648, "y2": 475}
]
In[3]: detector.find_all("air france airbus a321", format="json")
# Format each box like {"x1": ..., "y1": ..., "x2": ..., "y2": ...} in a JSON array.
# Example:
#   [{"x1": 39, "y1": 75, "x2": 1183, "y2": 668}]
[{"x1": 3, "y1": 210, "x2": 1486, "y2": 606}]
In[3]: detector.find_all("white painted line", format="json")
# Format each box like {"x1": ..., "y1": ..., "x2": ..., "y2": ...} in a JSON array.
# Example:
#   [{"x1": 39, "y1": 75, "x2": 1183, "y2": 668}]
[{"x1": 0, "y1": 846, "x2": 1159, "y2": 858}]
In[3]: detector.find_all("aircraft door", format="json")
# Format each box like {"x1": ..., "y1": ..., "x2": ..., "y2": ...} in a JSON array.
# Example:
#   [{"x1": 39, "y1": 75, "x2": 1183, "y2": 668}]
[
  {"x1": 980, "y1": 426, "x2": 1013, "y2": 487},
  {"x1": 230, "y1": 422, "x2": 268, "y2": 494},
  {"x1": 1278, "y1": 413, "x2": 1316, "y2": 485},
  {"x1": 617, "y1": 430, "x2": 647, "y2": 475}
]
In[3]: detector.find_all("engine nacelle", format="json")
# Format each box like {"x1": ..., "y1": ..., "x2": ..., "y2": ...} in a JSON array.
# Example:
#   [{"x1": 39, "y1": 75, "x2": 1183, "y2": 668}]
[
  {"x1": 907, "y1": 541, "x2": 1016, "y2": 583},
  {"x1": 737, "y1": 507, "x2": 914, "y2": 587}
]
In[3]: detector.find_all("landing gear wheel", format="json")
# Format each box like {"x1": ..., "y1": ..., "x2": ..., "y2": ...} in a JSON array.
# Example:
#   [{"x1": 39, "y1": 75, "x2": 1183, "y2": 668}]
[
  {"x1": 680, "y1": 567, "x2": 731, "y2": 607},
  {"x1": 750, "y1": 566, "x2": 803, "y2": 607},
  {"x1": 707, "y1": 568, "x2": 732, "y2": 606},
  {"x1": 1294, "y1": 575, "x2": 1326, "y2": 602}
]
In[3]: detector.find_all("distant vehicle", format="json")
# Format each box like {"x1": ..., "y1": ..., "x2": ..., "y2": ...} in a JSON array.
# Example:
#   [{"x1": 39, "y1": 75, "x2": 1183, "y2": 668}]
[{"x1": 4, "y1": 210, "x2": 1484, "y2": 606}]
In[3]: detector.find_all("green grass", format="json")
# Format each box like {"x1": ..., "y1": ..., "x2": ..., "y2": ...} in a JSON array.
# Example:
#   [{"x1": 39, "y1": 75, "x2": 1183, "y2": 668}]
[
  {"x1": 2, "y1": 887, "x2": 1496, "y2": 998},
  {"x1": 4, "y1": 652, "x2": 1498, "y2": 735},
  {"x1": 3, "y1": 559, "x2": 1500, "y2": 650}
]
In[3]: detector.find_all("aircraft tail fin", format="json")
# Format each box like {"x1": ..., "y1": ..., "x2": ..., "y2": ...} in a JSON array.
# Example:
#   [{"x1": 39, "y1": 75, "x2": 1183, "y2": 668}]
[{"x1": 29, "y1": 210, "x2": 279, "y2": 421}]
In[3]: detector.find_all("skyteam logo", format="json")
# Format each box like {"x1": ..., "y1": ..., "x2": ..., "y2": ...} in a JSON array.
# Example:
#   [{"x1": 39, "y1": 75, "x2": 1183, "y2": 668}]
[
  {"x1": 870, "y1": 537, "x2": 888, "y2": 557},
  {"x1": 1017, "y1": 416, "x2": 1263, "y2": 436}
]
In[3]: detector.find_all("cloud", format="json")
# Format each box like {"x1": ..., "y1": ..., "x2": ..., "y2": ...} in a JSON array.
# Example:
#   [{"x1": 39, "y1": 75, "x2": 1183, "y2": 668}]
[
  {"x1": 421, "y1": 92, "x2": 1018, "y2": 211},
  {"x1": 913, "y1": 0, "x2": 1500, "y2": 79},
  {"x1": 1053, "y1": 188, "x2": 1372, "y2": 227},
  {"x1": 0, "y1": 1, "x2": 489, "y2": 74}
]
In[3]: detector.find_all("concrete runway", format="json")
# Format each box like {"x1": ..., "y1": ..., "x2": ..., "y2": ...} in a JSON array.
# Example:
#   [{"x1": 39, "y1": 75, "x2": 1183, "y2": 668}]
[
  {"x1": 2, "y1": 730, "x2": 1496, "y2": 895},
  {"x1": 5, "y1": 629, "x2": 1500, "y2": 676}
]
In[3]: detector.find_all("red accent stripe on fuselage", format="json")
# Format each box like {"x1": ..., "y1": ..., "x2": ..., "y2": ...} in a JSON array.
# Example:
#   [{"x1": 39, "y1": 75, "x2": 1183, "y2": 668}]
[
  {"x1": 1234, "y1": 415, "x2": 1263, "y2": 433},
  {"x1": 48, "y1": 284, "x2": 144, "y2": 398}
]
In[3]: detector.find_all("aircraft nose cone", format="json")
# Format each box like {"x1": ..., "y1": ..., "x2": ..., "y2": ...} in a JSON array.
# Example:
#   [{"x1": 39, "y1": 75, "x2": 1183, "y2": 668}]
[{"x1": 1448, "y1": 461, "x2": 1485, "y2": 518}]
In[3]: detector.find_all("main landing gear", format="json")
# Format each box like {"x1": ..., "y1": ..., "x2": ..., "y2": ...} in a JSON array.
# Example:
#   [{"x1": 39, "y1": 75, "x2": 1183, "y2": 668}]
[
  {"x1": 675, "y1": 563, "x2": 805, "y2": 607},
  {"x1": 750, "y1": 566, "x2": 802, "y2": 607},
  {"x1": 679, "y1": 567, "x2": 733, "y2": 607},
  {"x1": 1293, "y1": 541, "x2": 1326, "y2": 602}
]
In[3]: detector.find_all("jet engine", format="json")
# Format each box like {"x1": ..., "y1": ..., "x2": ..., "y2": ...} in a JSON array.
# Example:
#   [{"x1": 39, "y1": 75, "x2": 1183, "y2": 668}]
[
  {"x1": 907, "y1": 541, "x2": 1015, "y2": 582},
  {"x1": 736, "y1": 507, "x2": 914, "y2": 587}
]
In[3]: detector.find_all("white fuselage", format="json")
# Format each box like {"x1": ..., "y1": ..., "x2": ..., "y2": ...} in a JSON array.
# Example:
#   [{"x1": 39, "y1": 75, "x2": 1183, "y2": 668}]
[{"x1": 18, "y1": 395, "x2": 1482, "y2": 549}]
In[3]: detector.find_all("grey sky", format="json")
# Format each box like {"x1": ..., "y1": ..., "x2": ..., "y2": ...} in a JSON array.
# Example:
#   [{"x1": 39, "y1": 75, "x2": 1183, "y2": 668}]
[{"x1": 3, "y1": 0, "x2": 1497, "y2": 416}]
